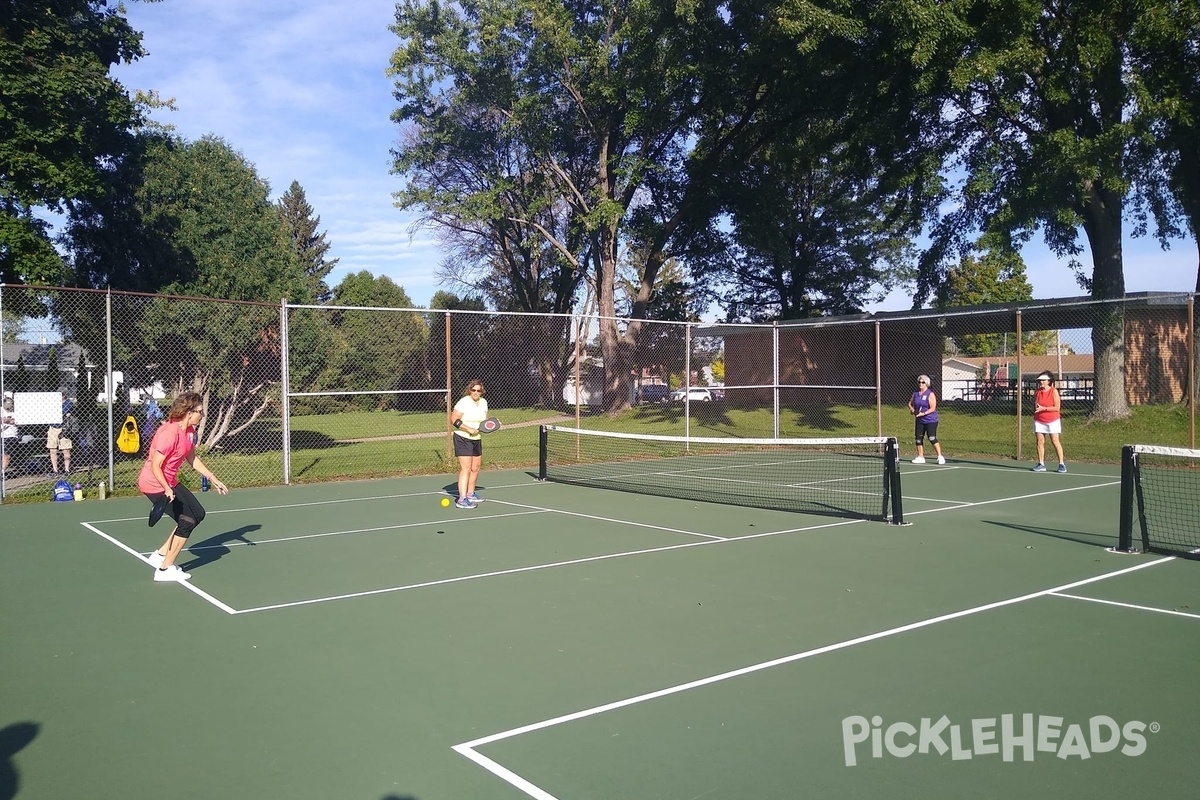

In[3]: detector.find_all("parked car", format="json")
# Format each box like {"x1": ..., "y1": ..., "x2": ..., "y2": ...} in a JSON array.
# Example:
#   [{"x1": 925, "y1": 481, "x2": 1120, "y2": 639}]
[
  {"x1": 670, "y1": 387, "x2": 712, "y2": 402},
  {"x1": 638, "y1": 384, "x2": 673, "y2": 404}
]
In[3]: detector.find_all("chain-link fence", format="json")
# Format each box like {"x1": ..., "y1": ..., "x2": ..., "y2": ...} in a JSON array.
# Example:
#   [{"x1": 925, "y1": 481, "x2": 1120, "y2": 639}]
[{"x1": 1, "y1": 286, "x2": 1195, "y2": 503}]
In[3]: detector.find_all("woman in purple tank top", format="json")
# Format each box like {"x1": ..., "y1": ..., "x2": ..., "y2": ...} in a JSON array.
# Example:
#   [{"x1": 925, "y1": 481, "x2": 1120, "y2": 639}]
[{"x1": 907, "y1": 374, "x2": 945, "y2": 464}]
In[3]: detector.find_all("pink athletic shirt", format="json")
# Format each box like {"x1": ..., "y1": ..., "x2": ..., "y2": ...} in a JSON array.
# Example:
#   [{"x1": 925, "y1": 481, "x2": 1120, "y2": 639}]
[{"x1": 136, "y1": 423, "x2": 195, "y2": 493}]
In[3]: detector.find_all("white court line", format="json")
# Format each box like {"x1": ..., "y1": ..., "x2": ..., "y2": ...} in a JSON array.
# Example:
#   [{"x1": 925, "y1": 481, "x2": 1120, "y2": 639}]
[
  {"x1": 185, "y1": 509, "x2": 550, "y2": 550},
  {"x1": 484, "y1": 498, "x2": 728, "y2": 540},
  {"x1": 79, "y1": 522, "x2": 238, "y2": 614},
  {"x1": 84, "y1": 479, "x2": 549, "y2": 524},
  {"x1": 234, "y1": 517, "x2": 867, "y2": 614},
  {"x1": 902, "y1": 495, "x2": 973, "y2": 507},
  {"x1": 906, "y1": 463, "x2": 1118, "y2": 480},
  {"x1": 903, "y1": 480, "x2": 1120, "y2": 516},
  {"x1": 184, "y1": 496, "x2": 724, "y2": 554},
  {"x1": 205, "y1": 474, "x2": 1124, "y2": 614},
  {"x1": 452, "y1": 555, "x2": 1177, "y2": 800},
  {"x1": 82, "y1": 473, "x2": 1123, "y2": 616},
  {"x1": 1049, "y1": 591, "x2": 1200, "y2": 620}
]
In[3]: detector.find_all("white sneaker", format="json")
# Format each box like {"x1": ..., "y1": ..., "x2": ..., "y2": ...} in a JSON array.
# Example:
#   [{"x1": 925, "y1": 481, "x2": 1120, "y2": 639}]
[
  {"x1": 911, "y1": 456, "x2": 926, "y2": 464},
  {"x1": 937, "y1": 455, "x2": 946, "y2": 465},
  {"x1": 153, "y1": 565, "x2": 191, "y2": 582},
  {"x1": 146, "y1": 551, "x2": 165, "y2": 568}
]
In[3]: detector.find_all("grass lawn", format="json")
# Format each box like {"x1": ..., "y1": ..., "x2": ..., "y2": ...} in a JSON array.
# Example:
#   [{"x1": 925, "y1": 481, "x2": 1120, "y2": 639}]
[{"x1": 2, "y1": 401, "x2": 1191, "y2": 505}]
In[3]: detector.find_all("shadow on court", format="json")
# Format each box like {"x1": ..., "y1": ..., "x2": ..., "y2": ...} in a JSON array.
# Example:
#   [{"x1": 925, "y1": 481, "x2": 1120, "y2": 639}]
[
  {"x1": 180, "y1": 524, "x2": 262, "y2": 572},
  {"x1": 440, "y1": 482, "x2": 492, "y2": 497},
  {"x1": 984, "y1": 519, "x2": 1121, "y2": 549},
  {"x1": 0, "y1": 722, "x2": 39, "y2": 800}
]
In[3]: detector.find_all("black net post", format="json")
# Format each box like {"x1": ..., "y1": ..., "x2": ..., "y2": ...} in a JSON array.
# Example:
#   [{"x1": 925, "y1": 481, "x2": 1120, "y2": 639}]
[
  {"x1": 886, "y1": 437, "x2": 904, "y2": 525},
  {"x1": 1117, "y1": 445, "x2": 1136, "y2": 552},
  {"x1": 538, "y1": 425, "x2": 548, "y2": 480}
]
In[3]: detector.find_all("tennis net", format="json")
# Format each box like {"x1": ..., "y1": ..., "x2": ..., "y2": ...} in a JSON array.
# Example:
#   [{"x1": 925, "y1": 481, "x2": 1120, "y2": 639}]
[
  {"x1": 1117, "y1": 444, "x2": 1200, "y2": 556},
  {"x1": 539, "y1": 425, "x2": 904, "y2": 523}
]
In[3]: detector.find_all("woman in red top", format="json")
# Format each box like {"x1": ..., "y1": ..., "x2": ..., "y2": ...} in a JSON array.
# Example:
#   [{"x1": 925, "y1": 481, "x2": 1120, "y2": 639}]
[
  {"x1": 137, "y1": 392, "x2": 229, "y2": 582},
  {"x1": 1031, "y1": 372, "x2": 1066, "y2": 473}
]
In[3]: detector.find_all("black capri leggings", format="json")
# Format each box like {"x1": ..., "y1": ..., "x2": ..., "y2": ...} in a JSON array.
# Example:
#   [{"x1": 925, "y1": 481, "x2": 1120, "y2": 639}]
[
  {"x1": 147, "y1": 483, "x2": 207, "y2": 539},
  {"x1": 914, "y1": 420, "x2": 939, "y2": 445}
]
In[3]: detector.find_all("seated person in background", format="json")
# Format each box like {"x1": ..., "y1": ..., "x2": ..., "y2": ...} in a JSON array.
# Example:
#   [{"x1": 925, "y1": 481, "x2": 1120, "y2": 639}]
[{"x1": 2, "y1": 397, "x2": 17, "y2": 474}]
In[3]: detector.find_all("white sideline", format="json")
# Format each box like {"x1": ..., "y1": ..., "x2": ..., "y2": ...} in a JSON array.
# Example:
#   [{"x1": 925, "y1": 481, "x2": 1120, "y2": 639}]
[
  {"x1": 452, "y1": 555, "x2": 1176, "y2": 800},
  {"x1": 1050, "y1": 591, "x2": 1200, "y2": 620}
]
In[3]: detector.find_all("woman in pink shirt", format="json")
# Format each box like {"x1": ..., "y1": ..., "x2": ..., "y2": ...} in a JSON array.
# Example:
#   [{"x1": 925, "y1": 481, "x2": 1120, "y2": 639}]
[{"x1": 137, "y1": 392, "x2": 229, "y2": 582}]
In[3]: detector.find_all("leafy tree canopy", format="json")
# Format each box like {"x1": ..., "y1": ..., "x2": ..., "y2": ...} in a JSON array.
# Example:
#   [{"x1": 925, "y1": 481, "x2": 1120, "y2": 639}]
[{"x1": 1, "y1": 0, "x2": 146, "y2": 285}]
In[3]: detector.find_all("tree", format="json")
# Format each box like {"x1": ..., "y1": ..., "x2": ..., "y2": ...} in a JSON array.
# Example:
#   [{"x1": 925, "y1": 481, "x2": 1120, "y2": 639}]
[
  {"x1": 1128, "y1": 1, "x2": 1200, "y2": 401},
  {"x1": 935, "y1": 240, "x2": 1052, "y2": 356},
  {"x1": 277, "y1": 181, "x2": 338, "y2": 304},
  {"x1": 41, "y1": 345, "x2": 63, "y2": 392},
  {"x1": 326, "y1": 272, "x2": 429, "y2": 410},
  {"x1": 697, "y1": 128, "x2": 917, "y2": 321},
  {"x1": 618, "y1": 258, "x2": 698, "y2": 388},
  {"x1": 391, "y1": 0, "x2": 753, "y2": 413},
  {"x1": 62, "y1": 133, "x2": 308, "y2": 448},
  {"x1": 0, "y1": 0, "x2": 146, "y2": 286},
  {"x1": 907, "y1": 0, "x2": 1156, "y2": 420},
  {"x1": 391, "y1": 1, "x2": 951, "y2": 412},
  {"x1": 1128, "y1": 0, "x2": 1200, "y2": 283}
]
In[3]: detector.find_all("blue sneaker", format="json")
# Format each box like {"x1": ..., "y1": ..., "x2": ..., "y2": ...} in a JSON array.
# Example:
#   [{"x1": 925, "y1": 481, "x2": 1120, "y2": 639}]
[
  {"x1": 468, "y1": 492, "x2": 483, "y2": 503},
  {"x1": 1056, "y1": 463, "x2": 1067, "y2": 473},
  {"x1": 1031, "y1": 463, "x2": 1046, "y2": 472},
  {"x1": 454, "y1": 497, "x2": 477, "y2": 510}
]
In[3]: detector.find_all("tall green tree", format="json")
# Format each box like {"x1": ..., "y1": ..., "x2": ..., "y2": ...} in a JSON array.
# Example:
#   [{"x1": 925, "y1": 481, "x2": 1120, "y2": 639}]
[
  {"x1": 907, "y1": 0, "x2": 1152, "y2": 420},
  {"x1": 1128, "y1": 0, "x2": 1200, "y2": 283},
  {"x1": 62, "y1": 133, "x2": 308, "y2": 447},
  {"x1": 390, "y1": 0, "x2": 746, "y2": 413},
  {"x1": 391, "y1": 1, "x2": 947, "y2": 411},
  {"x1": 1128, "y1": 0, "x2": 1200, "y2": 401},
  {"x1": 935, "y1": 240, "x2": 1054, "y2": 356},
  {"x1": 277, "y1": 180, "x2": 338, "y2": 304},
  {"x1": 618, "y1": 258, "x2": 697, "y2": 387},
  {"x1": 0, "y1": 0, "x2": 146, "y2": 287},
  {"x1": 697, "y1": 128, "x2": 917, "y2": 321},
  {"x1": 326, "y1": 272, "x2": 429, "y2": 410}
]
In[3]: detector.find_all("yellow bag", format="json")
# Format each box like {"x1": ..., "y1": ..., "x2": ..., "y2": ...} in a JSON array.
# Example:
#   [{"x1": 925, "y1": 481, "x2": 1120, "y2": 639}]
[{"x1": 116, "y1": 416, "x2": 141, "y2": 454}]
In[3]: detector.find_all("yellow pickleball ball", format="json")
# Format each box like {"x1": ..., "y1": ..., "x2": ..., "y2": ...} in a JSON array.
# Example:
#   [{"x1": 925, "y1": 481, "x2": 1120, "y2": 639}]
[{"x1": 440, "y1": 497, "x2": 451, "y2": 507}]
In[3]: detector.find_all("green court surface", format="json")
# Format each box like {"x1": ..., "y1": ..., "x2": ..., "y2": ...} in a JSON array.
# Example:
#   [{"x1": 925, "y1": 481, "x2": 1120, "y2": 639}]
[{"x1": 2, "y1": 458, "x2": 1196, "y2": 799}]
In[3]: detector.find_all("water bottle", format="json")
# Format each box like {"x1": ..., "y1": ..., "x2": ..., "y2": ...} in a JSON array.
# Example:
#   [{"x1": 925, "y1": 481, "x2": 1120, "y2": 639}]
[
  {"x1": 201, "y1": 475, "x2": 210, "y2": 492},
  {"x1": 73, "y1": 483, "x2": 84, "y2": 501},
  {"x1": 97, "y1": 482, "x2": 107, "y2": 500}
]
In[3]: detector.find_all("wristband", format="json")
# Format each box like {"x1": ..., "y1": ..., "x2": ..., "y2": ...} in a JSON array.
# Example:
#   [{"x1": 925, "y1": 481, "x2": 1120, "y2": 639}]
[{"x1": 453, "y1": 419, "x2": 462, "y2": 428}]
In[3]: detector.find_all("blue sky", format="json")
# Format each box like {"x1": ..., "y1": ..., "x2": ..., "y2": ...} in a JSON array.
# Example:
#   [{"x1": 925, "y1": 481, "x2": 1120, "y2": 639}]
[{"x1": 111, "y1": 0, "x2": 1196, "y2": 312}]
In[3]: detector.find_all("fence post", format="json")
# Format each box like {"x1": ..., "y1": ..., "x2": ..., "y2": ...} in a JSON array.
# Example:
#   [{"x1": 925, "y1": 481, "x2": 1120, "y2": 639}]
[
  {"x1": 105, "y1": 289, "x2": 115, "y2": 486},
  {"x1": 772, "y1": 322, "x2": 780, "y2": 439},
  {"x1": 573, "y1": 315, "x2": 582, "y2": 428},
  {"x1": 445, "y1": 310, "x2": 453, "y2": 462},
  {"x1": 1190, "y1": 296, "x2": 1195, "y2": 451},
  {"x1": 874, "y1": 319, "x2": 882, "y2": 438},
  {"x1": 1, "y1": 285, "x2": 5, "y2": 503},
  {"x1": 684, "y1": 321, "x2": 692, "y2": 440},
  {"x1": 280, "y1": 298, "x2": 291, "y2": 485},
  {"x1": 1015, "y1": 307, "x2": 1023, "y2": 460}
]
